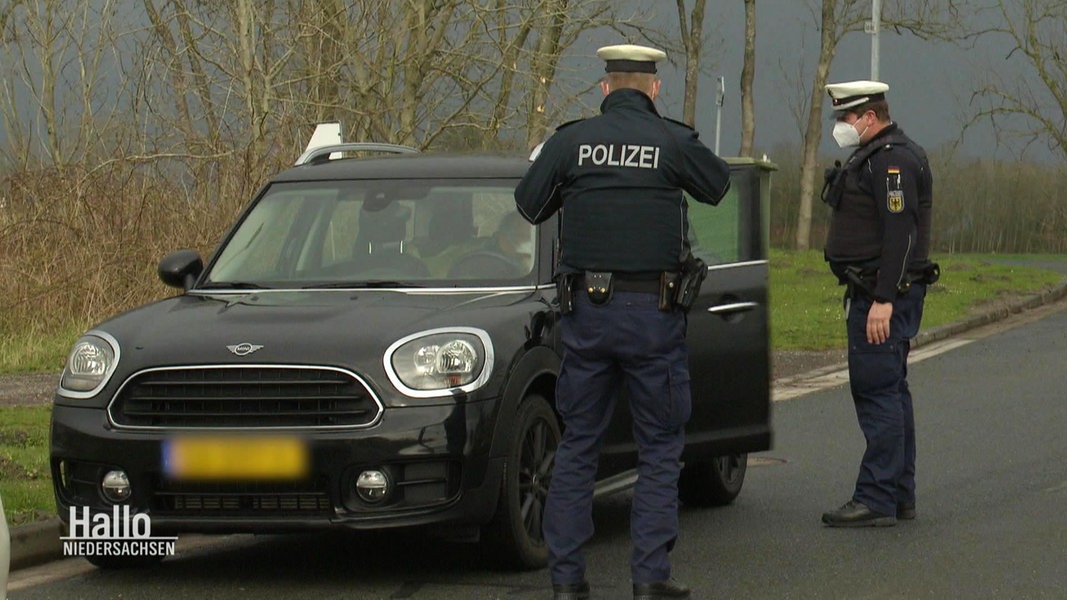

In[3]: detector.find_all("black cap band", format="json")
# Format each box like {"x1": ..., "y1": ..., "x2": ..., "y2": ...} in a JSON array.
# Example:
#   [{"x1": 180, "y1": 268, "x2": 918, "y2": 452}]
[
  {"x1": 604, "y1": 59, "x2": 657, "y2": 74},
  {"x1": 831, "y1": 92, "x2": 886, "y2": 108}
]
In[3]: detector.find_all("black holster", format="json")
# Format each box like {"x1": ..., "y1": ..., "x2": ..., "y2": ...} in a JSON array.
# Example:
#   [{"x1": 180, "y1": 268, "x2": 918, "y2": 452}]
[
  {"x1": 674, "y1": 255, "x2": 708, "y2": 312},
  {"x1": 659, "y1": 272, "x2": 680, "y2": 311},
  {"x1": 843, "y1": 265, "x2": 876, "y2": 300},
  {"x1": 911, "y1": 262, "x2": 941, "y2": 285},
  {"x1": 583, "y1": 271, "x2": 613, "y2": 305}
]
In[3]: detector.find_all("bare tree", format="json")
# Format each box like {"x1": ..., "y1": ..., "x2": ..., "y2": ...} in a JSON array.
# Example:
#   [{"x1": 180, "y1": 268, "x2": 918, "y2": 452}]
[
  {"x1": 739, "y1": 0, "x2": 756, "y2": 156},
  {"x1": 793, "y1": 0, "x2": 867, "y2": 251},
  {"x1": 793, "y1": 0, "x2": 974, "y2": 250},
  {"x1": 525, "y1": 0, "x2": 570, "y2": 146},
  {"x1": 675, "y1": 0, "x2": 706, "y2": 128},
  {"x1": 964, "y1": 0, "x2": 1067, "y2": 160}
]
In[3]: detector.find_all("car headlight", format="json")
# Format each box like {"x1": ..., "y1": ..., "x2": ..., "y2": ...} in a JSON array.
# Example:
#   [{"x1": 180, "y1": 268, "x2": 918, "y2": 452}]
[
  {"x1": 384, "y1": 328, "x2": 494, "y2": 397},
  {"x1": 59, "y1": 331, "x2": 120, "y2": 398}
]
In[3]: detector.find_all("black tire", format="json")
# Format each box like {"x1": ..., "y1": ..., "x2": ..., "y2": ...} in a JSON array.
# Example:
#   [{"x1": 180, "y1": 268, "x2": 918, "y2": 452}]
[
  {"x1": 484, "y1": 394, "x2": 560, "y2": 570},
  {"x1": 85, "y1": 553, "x2": 166, "y2": 569},
  {"x1": 678, "y1": 453, "x2": 748, "y2": 507}
]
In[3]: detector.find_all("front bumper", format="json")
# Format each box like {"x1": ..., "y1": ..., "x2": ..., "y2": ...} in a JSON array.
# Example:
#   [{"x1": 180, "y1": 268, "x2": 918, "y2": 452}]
[{"x1": 50, "y1": 399, "x2": 503, "y2": 534}]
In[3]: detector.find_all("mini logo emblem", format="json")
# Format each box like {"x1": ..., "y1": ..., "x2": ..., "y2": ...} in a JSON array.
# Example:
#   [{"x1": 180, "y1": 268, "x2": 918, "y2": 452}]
[{"x1": 227, "y1": 343, "x2": 264, "y2": 356}]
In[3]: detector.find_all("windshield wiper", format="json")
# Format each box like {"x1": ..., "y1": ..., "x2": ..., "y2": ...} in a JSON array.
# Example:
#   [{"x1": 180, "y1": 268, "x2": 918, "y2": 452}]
[
  {"x1": 199, "y1": 281, "x2": 270, "y2": 290},
  {"x1": 303, "y1": 281, "x2": 423, "y2": 289}
]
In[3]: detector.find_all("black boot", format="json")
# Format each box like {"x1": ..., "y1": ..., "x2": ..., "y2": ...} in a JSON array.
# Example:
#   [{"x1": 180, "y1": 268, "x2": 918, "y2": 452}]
[
  {"x1": 552, "y1": 581, "x2": 590, "y2": 600},
  {"x1": 633, "y1": 578, "x2": 690, "y2": 599},
  {"x1": 821, "y1": 500, "x2": 897, "y2": 527}
]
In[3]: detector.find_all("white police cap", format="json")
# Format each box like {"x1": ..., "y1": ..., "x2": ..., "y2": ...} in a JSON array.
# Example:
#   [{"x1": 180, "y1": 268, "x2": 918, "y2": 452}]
[
  {"x1": 825, "y1": 80, "x2": 889, "y2": 111},
  {"x1": 596, "y1": 44, "x2": 666, "y2": 74}
]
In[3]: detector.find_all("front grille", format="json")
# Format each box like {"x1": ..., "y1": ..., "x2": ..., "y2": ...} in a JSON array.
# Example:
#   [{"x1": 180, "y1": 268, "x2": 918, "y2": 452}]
[
  {"x1": 153, "y1": 479, "x2": 332, "y2": 516},
  {"x1": 108, "y1": 366, "x2": 382, "y2": 429}
]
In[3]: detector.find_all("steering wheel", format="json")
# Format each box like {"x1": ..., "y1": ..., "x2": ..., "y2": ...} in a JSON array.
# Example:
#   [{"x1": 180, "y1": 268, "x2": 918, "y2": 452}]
[{"x1": 447, "y1": 251, "x2": 523, "y2": 278}]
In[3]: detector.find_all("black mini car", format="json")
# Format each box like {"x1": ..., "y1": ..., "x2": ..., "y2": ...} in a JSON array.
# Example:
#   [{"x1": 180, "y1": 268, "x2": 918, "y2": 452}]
[{"x1": 50, "y1": 140, "x2": 773, "y2": 569}]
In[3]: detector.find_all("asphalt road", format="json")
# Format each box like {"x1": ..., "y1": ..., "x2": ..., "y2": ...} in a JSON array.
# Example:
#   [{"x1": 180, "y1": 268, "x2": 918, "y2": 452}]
[{"x1": 8, "y1": 302, "x2": 1066, "y2": 600}]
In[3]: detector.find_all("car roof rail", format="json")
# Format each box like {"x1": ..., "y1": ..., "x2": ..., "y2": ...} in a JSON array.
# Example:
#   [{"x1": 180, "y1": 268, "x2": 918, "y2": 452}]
[{"x1": 295, "y1": 142, "x2": 418, "y2": 166}]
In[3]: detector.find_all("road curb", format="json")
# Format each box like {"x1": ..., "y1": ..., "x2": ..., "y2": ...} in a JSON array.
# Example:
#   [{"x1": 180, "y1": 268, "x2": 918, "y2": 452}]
[
  {"x1": 6, "y1": 280, "x2": 1067, "y2": 574},
  {"x1": 8, "y1": 517, "x2": 65, "y2": 572},
  {"x1": 912, "y1": 280, "x2": 1067, "y2": 349}
]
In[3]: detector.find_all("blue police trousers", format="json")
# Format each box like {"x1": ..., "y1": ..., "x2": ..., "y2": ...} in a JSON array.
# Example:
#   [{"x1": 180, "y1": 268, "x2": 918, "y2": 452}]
[
  {"x1": 545, "y1": 290, "x2": 691, "y2": 585},
  {"x1": 846, "y1": 283, "x2": 927, "y2": 516}
]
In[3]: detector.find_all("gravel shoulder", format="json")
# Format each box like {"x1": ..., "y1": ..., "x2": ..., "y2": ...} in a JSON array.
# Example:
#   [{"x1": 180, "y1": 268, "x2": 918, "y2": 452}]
[{"x1": 0, "y1": 372, "x2": 61, "y2": 408}]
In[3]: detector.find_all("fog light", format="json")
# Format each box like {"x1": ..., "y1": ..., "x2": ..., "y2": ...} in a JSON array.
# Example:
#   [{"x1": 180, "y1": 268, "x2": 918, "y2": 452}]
[
  {"x1": 355, "y1": 470, "x2": 390, "y2": 503},
  {"x1": 101, "y1": 470, "x2": 131, "y2": 503}
]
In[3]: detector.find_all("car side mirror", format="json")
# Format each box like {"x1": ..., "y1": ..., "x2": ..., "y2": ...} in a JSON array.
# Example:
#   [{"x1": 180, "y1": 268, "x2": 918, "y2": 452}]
[{"x1": 158, "y1": 249, "x2": 203, "y2": 291}]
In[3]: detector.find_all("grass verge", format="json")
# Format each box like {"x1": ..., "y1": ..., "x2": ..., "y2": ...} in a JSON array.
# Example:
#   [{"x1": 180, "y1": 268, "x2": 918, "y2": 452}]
[
  {"x1": 0, "y1": 405, "x2": 53, "y2": 526},
  {"x1": 770, "y1": 250, "x2": 1064, "y2": 350}
]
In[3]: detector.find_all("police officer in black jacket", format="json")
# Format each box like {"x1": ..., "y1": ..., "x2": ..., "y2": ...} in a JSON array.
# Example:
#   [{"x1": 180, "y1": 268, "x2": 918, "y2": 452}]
[
  {"x1": 820, "y1": 80, "x2": 937, "y2": 528},
  {"x1": 515, "y1": 44, "x2": 730, "y2": 600}
]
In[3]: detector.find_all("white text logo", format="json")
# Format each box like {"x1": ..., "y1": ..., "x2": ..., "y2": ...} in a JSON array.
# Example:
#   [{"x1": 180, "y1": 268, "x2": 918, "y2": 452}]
[
  {"x1": 577, "y1": 144, "x2": 661, "y2": 169},
  {"x1": 61, "y1": 506, "x2": 177, "y2": 559}
]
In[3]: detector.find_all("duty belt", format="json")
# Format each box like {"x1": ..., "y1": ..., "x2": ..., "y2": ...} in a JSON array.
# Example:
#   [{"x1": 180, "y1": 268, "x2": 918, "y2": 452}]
[
  {"x1": 576, "y1": 275, "x2": 659, "y2": 294},
  {"x1": 842, "y1": 262, "x2": 941, "y2": 300},
  {"x1": 556, "y1": 260, "x2": 707, "y2": 314}
]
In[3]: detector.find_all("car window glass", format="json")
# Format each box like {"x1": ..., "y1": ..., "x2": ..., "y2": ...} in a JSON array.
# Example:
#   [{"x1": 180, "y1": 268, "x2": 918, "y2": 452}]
[
  {"x1": 687, "y1": 184, "x2": 742, "y2": 265},
  {"x1": 210, "y1": 190, "x2": 317, "y2": 281},
  {"x1": 205, "y1": 180, "x2": 534, "y2": 287},
  {"x1": 318, "y1": 194, "x2": 363, "y2": 268}
]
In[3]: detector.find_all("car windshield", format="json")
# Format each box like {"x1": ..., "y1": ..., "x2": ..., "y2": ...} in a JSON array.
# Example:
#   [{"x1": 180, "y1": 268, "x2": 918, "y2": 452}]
[{"x1": 204, "y1": 179, "x2": 537, "y2": 288}]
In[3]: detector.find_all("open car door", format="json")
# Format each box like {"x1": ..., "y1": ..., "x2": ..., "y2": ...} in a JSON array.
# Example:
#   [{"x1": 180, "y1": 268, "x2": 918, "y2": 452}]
[{"x1": 678, "y1": 158, "x2": 775, "y2": 506}]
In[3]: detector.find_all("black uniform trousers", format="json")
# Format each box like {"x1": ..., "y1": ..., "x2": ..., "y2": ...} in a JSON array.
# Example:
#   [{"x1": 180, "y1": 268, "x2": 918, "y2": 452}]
[
  {"x1": 846, "y1": 283, "x2": 927, "y2": 515},
  {"x1": 545, "y1": 290, "x2": 690, "y2": 585}
]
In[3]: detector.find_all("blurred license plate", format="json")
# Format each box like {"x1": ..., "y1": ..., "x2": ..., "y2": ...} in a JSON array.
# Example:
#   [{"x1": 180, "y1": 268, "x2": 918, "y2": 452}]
[{"x1": 162, "y1": 435, "x2": 309, "y2": 480}]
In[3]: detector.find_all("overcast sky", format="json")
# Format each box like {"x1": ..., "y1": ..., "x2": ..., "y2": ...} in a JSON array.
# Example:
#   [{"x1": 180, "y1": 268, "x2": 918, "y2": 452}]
[
  {"x1": 580, "y1": 1, "x2": 1055, "y2": 163},
  {"x1": 1, "y1": 1, "x2": 1054, "y2": 165}
]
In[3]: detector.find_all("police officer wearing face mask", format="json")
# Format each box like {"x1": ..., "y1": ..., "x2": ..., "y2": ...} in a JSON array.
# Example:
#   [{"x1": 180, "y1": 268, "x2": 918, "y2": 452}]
[
  {"x1": 821, "y1": 80, "x2": 938, "y2": 528},
  {"x1": 515, "y1": 44, "x2": 731, "y2": 600}
]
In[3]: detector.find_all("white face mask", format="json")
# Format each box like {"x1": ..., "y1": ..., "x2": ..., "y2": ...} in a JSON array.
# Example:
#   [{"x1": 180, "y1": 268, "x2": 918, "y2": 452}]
[
  {"x1": 832, "y1": 115, "x2": 869, "y2": 148},
  {"x1": 832, "y1": 120, "x2": 862, "y2": 148}
]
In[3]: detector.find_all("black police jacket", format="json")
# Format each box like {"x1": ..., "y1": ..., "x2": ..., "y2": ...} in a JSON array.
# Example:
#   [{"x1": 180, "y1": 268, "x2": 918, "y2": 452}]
[
  {"x1": 514, "y1": 88, "x2": 731, "y2": 274},
  {"x1": 824, "y1": 123, "x2": 933, "y2": 302}
]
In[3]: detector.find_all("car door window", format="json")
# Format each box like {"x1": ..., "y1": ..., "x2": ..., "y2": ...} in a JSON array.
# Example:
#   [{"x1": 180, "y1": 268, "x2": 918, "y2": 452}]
[
  {"x1": 687, "y1": 190, "x2": 740, "y2": 265},
  {"x1": 686, "y1": 167, "x2": 763, "y2": 265}
]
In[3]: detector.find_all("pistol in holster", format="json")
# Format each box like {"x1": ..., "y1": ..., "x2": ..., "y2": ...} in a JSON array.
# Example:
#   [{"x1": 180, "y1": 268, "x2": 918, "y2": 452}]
[
  {"x1": 674, "y1": 255, "x2": 708, "y2": 312},
  {"x1": 843, "y1": 265, "x2": 876, "y2": 301}
]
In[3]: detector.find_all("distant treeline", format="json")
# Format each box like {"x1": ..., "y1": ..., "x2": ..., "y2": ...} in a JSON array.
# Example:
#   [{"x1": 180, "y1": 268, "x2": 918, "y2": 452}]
[{"x1": 768, "y1": 144, "x2": 1067, "y2": 255}]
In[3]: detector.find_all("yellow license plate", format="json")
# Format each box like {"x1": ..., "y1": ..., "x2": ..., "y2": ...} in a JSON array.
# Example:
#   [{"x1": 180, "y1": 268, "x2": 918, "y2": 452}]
[{"x1": 162, "y1": 435, "x2": 309, "y2": 481}]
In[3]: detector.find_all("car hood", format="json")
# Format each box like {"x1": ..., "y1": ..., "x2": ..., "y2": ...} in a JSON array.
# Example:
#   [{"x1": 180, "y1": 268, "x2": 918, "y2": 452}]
[{"x1": 87, "y1": 288, "x2": 545, "y2": 403}]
